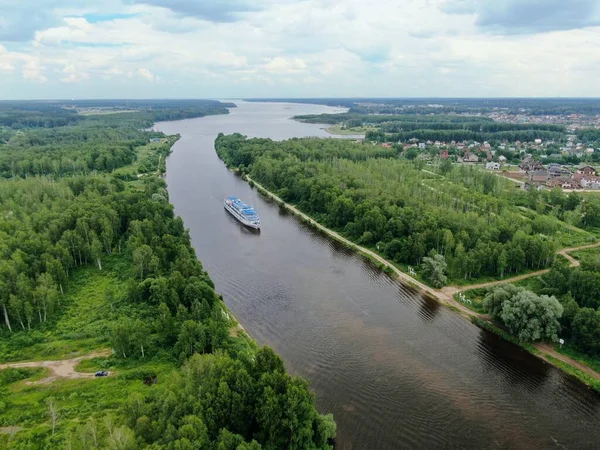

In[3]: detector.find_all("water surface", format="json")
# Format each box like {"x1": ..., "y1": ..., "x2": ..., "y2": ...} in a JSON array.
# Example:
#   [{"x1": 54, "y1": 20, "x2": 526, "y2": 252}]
[{"x1": 156, "y1": 101, "x2": 600, "y2": 450}]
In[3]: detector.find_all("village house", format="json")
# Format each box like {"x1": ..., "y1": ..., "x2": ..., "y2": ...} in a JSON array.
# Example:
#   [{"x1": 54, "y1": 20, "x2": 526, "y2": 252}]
[
  {"x1": 418, "y1": 142, "x2": 426, "y2": 149},
  {"x1": 498, "y1": 155, "x2": 507, "y2": 163},
  {"x1": 486, "y1": 162, "x2": 500, "y2": 171},
  {"x1": 439, "y1": 150, "x2": 449, "y2": 159},
  {"x1": 547, "y1": 163, "x2": 568, "y2": 178},
  {"x1": 520, "y1": 159, "x2": 542, "y2": 173},
  {"x1": 463, "y1": 151, "x2": 479, "y2": 163},
  {"x1": 381, "y1": 143, "x2": 393, "y2": 148},
  {"x1": 547, "y1": 178, "x2": 581, "y2": 189},
  {"x1": 529, "y1": 170, "x2": 549, "y2": 184},
  {"x1": 576, "y1": 166, "x2": 597, "y2": 176},
  {"x1": 579, "y1": 176, "x2": 600, "y2": 189}
]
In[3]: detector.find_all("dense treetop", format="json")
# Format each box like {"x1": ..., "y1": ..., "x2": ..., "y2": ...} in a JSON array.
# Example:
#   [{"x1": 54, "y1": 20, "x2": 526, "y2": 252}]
[
  {"x1": 0, "y1": 105, "x2": 335, "y2": 449},
  {"x1": 216, "y1": 134, "x2": 596, "y2": 283}
]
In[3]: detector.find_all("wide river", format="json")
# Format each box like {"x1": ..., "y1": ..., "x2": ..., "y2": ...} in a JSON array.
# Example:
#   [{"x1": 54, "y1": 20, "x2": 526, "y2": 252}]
[{"x1": 156, "y1": 101, "x2": 600, "y2": 450}]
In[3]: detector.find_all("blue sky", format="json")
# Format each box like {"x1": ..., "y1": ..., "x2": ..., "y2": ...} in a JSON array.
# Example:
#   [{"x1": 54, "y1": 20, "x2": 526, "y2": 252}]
[{"x1": 0, "y1": 0, "x2": 599, "y2": 99}]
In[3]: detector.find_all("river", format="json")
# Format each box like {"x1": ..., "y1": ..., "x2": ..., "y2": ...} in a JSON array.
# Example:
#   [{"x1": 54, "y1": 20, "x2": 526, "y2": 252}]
[{"x1": 156, "y1": 101, "x2": 600, "y2": 450}]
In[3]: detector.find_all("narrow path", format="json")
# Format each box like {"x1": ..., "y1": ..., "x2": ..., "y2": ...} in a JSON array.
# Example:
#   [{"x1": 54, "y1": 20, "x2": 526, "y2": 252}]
[
  {"x1": 535, "y1": 343, "x2": 600, "y2": 379},
  {"x1": 0, "y1": 350, "x2": 111, "y2": 384},
  {"x1": 454, "y1": 269, "x2": 551, "y2": 292},
  {"x1": 453, "y1": 242, "x2": 600, "y2": 292},
  {"x1": 247, "y1": 176, "x2": 600, "y2": 383}
]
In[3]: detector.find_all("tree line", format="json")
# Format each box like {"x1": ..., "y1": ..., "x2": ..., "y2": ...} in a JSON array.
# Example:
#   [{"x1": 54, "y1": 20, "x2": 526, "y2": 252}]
[
  {"x1": 0, "y1": 99, "x2": 232, "y2": 129},
  {"x1": 0, "y1": 108, "x2": 335, "y2": 448},
  {"x1": 366, "y1": 129, "x2": 565, "y2": 145},
  {"x1": 0, "y1": 101, "x2": 233, "y2": 179},
  {"x1": 215, "y1": 134, "x2": 574, "y2": 282}
]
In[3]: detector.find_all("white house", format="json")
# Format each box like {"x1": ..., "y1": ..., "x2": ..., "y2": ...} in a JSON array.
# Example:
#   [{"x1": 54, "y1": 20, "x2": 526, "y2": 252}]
[
  {"x1": 418, "y1": 142, "x2": 426, "y2": 149},
  {"x1": 498, "y1": 155, "x2": 507, "y2": 163},
  {"x1": 486, "y1": 162, "x2": 501, "y2": 170},
  {"x1": 580, "y1": 177, "x2": 600, "y2": 189}
]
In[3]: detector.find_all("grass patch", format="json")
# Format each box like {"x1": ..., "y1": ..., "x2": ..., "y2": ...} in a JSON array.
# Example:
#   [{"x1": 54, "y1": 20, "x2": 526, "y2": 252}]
[
  {"x1": 0, "y1": 254, "x2": 147, "y2": 363},
  {"x1": 0, "y1": 367, "x2": 45, "y2": 386},
  {"x1": 454, "y1": 288, "x2": 487, "y2": 313},
  {"x1": 553, "y1": 345, "x2": 600, "y2": 375},
  {"x1": 513, "y1": 275, "x2": 547, "y2": 292},
  {"x1": 1, "y1": 358, "x2": 176, "y2": 445},
  {"x1": 325, "y1": 125, "x2": 373, "y2": 135},
  {"x1": 113, "y1": 136, "x2": 178, "y2": 178},
  {"x1": 568, "y1": 246, "x2": 600, "y2": 270},
  {"x1": 73, "y1": 358, "x2": 113, "y2": 374}
]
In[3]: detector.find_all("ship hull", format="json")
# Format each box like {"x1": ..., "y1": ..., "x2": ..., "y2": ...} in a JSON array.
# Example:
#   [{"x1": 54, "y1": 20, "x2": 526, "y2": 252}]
[{"x1": 224, "y1": 201, "x2": 261, "y2": 229}]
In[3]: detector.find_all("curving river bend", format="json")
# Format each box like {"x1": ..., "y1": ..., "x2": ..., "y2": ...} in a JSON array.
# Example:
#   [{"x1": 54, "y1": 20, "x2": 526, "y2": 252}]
[{"x1": 156, "y1": 101, "x2": 600, "y2": 450}]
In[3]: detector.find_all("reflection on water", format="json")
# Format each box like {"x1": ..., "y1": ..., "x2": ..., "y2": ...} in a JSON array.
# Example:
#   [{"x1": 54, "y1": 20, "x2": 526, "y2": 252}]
[{"x1": 157, "y1": 101, "x2": 600, "y2": 450}]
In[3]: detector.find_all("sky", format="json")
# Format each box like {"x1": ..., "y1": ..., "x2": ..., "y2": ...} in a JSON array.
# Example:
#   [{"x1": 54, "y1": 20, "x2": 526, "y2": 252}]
[{"x1": 0, "y1": 0, "x2": 599, "y2": 99}]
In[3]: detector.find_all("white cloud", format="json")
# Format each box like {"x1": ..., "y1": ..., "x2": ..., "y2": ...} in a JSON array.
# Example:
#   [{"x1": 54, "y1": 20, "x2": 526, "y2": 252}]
[
  {"x1": 0, "y1": 45, "x2": 16, "y2": 72},
  {"x1": 22, "y1": 59, "x2": 47, "y2": 83},
  {"x1": 137, "y1": 67, "x2": 155, "y2": 81},
  {"x1": 263, "y1": 57, "x2": 306, "y2": 74},
  {"x1": 0, "y1": 0, "x2": 599, "y2": 97}
]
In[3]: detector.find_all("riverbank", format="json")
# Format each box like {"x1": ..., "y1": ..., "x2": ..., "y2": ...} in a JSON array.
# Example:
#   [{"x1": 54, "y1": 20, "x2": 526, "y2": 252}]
[{"x1": 244, "y1": 174, "x2": 600, "y2": 392}]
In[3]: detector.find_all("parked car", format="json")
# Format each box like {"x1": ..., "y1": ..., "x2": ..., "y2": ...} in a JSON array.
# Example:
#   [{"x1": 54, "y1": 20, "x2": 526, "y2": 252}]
[{"x1": 95, "y1": 371, "x2": 109, "y2": 377}]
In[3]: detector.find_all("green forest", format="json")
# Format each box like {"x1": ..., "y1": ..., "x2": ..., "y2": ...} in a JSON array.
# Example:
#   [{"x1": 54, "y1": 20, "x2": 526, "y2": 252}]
[
  {"x1": 276, "y1": 97, "x2": 600, "y2": 115},
  {"x1": 215, "y1": 134, "x2": 598, "y2": 283},
  {"x1": 215, "y1": 132, "x2": 600, "y2": 388},
  {"x1": 0, "y1": 103, "x2": 335, "y2": 449},
  {"x1": 294, "y1": 112, "x2": 568, "y2": 144},
  {"x1": 455, "y1": 250, "x2": 600, "y2": 388}
]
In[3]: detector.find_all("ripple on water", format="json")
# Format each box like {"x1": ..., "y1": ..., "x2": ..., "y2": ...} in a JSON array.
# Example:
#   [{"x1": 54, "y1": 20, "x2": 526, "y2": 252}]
[{"x1": 158, "y1": 103, "x2": 600, "y2": 450}]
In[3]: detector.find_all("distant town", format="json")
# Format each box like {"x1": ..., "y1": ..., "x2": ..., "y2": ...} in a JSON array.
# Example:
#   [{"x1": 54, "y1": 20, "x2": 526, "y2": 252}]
[{"x1": 387, "y1": 136, "x2": 600, "y2": 191}]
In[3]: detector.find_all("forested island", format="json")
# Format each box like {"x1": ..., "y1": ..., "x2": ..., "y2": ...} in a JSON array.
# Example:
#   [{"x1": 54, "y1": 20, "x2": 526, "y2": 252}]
[
  {"x1": 0, "y1": 101, "x2": 336, "y2": 449},
  {"x1": 215, "y1": 133, "x2": 600, "y2": 390}
]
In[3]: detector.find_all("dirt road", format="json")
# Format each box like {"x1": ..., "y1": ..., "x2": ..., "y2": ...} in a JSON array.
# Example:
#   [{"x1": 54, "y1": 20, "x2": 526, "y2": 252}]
[
  {"x1": 0, "y1": 350, "x2": 111, "y2": 384},
  {"x1": 452, "y1": 242, "x2": 600, "y2": 293}
]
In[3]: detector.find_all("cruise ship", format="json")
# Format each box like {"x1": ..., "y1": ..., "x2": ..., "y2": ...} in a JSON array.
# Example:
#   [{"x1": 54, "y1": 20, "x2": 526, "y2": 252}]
[{"x1": 224, "y1": 196, "x2": 261, "y2": 229}]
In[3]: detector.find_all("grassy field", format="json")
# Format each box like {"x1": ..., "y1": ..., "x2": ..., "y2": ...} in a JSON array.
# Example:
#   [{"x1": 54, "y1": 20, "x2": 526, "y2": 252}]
[
  {"x1": 325, "y1": 125, "x2": 373, "y2": 135},
  {"x1": 454, "y1": 289, "x2": 487, "y2": 313},
  {"x1": 0, "y1": 255, "x2": 136, "y2": 363},
  {"x1": 0, "y1": 251, "x2": 181, "y2": 447},
  {"x1": 113, "y1": 136, "x2": 177, "y2": 178},
  {"x1": 569, "y1": 246, "x2": 600, "y2": 268},
  {"x1": 0, "y1": 359, "x2": 176, "y2": 449}
]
